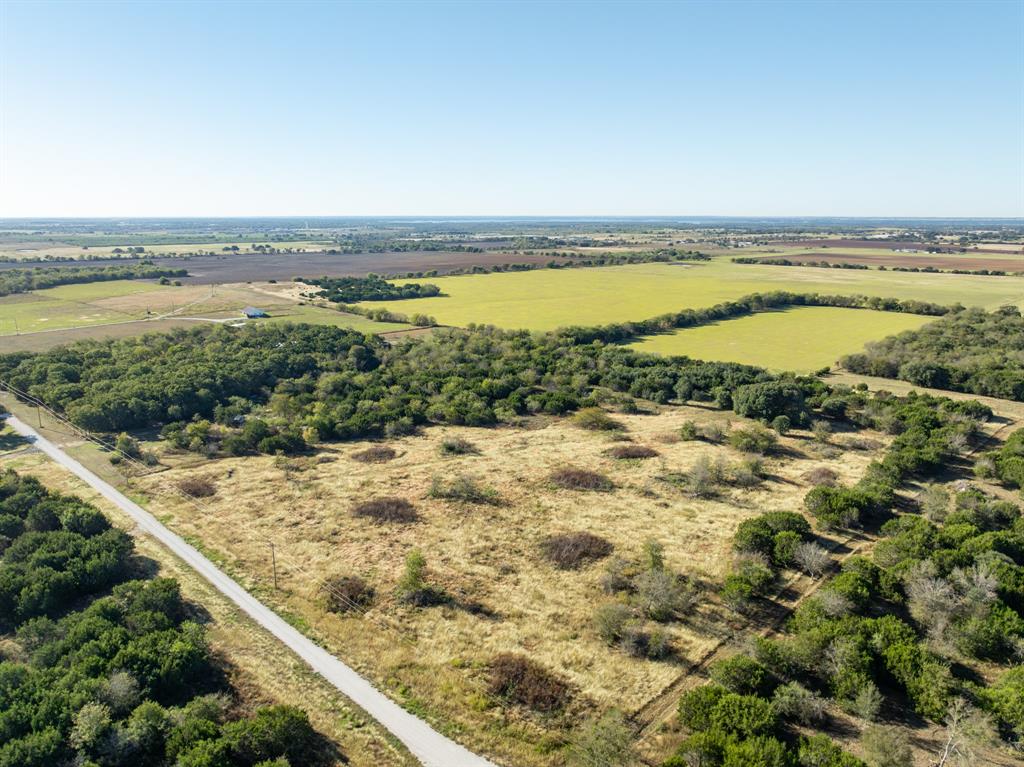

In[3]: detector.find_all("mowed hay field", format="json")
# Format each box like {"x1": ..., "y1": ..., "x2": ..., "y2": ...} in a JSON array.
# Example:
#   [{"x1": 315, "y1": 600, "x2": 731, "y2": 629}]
[
  {"x1": 0, "y1": 279, "x2": 406, "y2": 339},
  {"x1": 365, "y1": 261, "x2": 1024, "y2": 331},
  {"x1": 627, "y1": 307, "x2": 935, "y2": 373},
  {"x1": 134, "y1": 407, "x2": 888, "y2": 764}
]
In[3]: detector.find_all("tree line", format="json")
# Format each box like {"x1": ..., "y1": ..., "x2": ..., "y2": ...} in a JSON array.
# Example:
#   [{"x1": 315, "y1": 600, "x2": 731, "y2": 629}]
[
  {"x1": 298, "y1": 274, "x2": 442, "y2": 302},
  {"x1": 841, "y1": 306, "x2": 1024, "y2": 401},
  {"x1": 0, "y1": 263, "x2": 189, "y2": 297},
  {"x1": 0, "y1": 469, "x2": 321, "y2": 767}
]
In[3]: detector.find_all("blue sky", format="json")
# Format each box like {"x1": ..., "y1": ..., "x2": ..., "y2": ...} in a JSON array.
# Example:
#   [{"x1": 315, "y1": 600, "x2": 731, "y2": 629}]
[{"x1": 1, "y1": 0, "x2": 1021, "y2": 217}]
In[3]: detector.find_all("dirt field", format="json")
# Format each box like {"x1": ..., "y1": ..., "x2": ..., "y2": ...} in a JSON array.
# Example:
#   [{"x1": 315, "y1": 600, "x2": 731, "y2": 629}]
[
  {"x1": 0, "y1": 250, "x2": 577, "y2": 283},
  {"x1": 745, "y1": 252, "x2": 1024, "y2": 271},
  {"x1": 125, "y1": 406, "x2": 888, "y2": 765}
]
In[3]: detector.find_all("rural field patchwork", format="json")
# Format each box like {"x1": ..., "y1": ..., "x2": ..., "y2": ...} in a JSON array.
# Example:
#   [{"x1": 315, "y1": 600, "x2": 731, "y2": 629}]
[
  {"x1": 374, "y1": 260, "x2": 1024, "y2": 332},
  {"x1": 627, "y1": 306, "x2": 935, "y2": 373}
]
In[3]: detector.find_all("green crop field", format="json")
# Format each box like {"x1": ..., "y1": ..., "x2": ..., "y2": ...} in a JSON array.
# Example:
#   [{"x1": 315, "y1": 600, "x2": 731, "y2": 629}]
[
  {"x1": 372, "y1": 261, "x2": 1024, "y2": 331},
  {"x1": 626, "y1": 306, "x2": 934, "y2": 373}
]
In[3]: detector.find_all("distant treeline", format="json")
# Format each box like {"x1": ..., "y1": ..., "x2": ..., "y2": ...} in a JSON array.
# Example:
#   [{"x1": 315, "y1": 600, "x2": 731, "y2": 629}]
[
  {"x1": 0, "y1": 263, "x2": 188, "y2": 297},
  {"x1": 299, "y1": 274, "x2": 442, "y2": 303},
  {"x1": 0, "y1": 469, "x2": 321, "y2": 767},
  {"x1": 841, "y1": 306, "x2": 1024, "y2": 401},
  {"x1": 733, "y1": 256, "x2": 1021, "y2": 277}
]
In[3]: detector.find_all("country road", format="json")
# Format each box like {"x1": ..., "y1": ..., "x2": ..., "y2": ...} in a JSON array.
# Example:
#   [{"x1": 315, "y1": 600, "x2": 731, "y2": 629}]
[{"x1": 3, "y1": 414, "x2": 496, "y2": 767}]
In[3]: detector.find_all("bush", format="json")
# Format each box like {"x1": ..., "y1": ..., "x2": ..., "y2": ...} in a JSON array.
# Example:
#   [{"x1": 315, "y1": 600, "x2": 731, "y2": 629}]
[
  {"x1": 350, "y1": 445, "x2": 397, "y2": 463},
  {"x1": 396, "y1": 548, "x2": 444, "y2": 606},
  {"x1": 709, "y1": 655, "x2": 771, "y2": 695},
  {"x1": 728, "y1": 425, "x2": 778, "y2": 455},
  {"x1": 771, "y1": 682, "x2": 826, "y2": 724},
  {"x1": 572, "y1": 709, "x2": 636, "y2": 767},
  {"x1": 594, "y1": 602, "x2": 633, "y2": 644},
  {"x1": 678, "y1": 684, "x2": 727, "y2": 730},
  {"x1": 733, "y1": 381, "x2": 806, "y2": 423},
  {"x1": 352, "y1": 497, "x2": 418, "y2": 523},
  {"x1": 633, "y1": 569, "x2": 695, "y2": 621},
  {"x1": 487, "y1": 653, "x2": 570, "y2": 712},
  {"x1": 804, "y1": 485, "x2": 867, "y2": 529},
  {"x1": 803, "y1": 466, "x2": 839, "y2": 486},
  {"x1": 319, "y1": 575, "x2": 374, "y2": 613},
  {"x1": 679, "y1": 422, "x2": 699, "y2": 440},
  {"x1": 427, "y1": 475, "x2": 501, "y2": 505},
  {"x1": 550, "y1": 467, "x2": 613, "y2": 491},
  {"x1": 542, "y1": 532, "x2": 613, "y2": 569},
  {"x1": 605, "y1": 444, "x2": 659, "y2": 460},
  {"x1": 710, "y1": 693, "x2": 778, "y2": 737},
  {"x1": 733, "y1": 511, "x2": 811, "y2": 563},
  {"x1": 771, "y1": 415, "x2": 791, "y2": 435},
  {"x1": 572, "y1": 407, "x2": 624, "y2": 431},
  {"x1": 439, "y1": 437, "x2": 478, "y2": 456},
  {"x1": 177, "y1": 477, "x2": 216, "y2": 498},
  {"x1": 793, "y1": 541, "x2": 831, "y2": 577},
  {"x1": 859, "y1": 725, "x2": 912, "y2": 767}
]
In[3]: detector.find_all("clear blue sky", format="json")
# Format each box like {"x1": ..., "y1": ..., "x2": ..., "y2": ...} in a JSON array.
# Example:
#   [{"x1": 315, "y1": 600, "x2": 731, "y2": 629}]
[{"x1": 1, "y1": 0, "x2": 1021, "y2": 217}]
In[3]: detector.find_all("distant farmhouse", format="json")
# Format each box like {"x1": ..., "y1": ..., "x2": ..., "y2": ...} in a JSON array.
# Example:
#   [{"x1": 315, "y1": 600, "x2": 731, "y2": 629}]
[{"x1": 242, "y1": 307, "x2": 269, "y2": 319}]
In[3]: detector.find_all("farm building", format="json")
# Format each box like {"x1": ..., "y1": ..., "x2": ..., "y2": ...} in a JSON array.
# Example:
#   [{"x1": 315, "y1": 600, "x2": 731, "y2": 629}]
[{"x1": 241, "y1": 307, "x2": 269, "y2": 318}]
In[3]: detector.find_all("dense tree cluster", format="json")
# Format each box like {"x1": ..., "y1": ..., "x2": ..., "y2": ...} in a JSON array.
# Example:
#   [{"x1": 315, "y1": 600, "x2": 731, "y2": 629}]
[
  {"x1": 299, "y1": 274, "x2": 442, "y2": 302},
  {"x1": 841, "y1": 307, "x2": 1024, "y2": 401},
  {"x1": 692, "y1": 392, "x2": 1024, "y2": 766},
  {"x1": 0, "y1": 263, "x2": 189, "y2": 297},
  {"x1": 0, "y1": 470, "x2": 320, "y2": 767}
]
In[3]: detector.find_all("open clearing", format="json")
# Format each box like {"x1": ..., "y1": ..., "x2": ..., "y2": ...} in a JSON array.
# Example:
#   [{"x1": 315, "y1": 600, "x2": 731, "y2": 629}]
[
  {"x1": 127, "y1": 407, "x2": 887, "y2": 766},
  {"x1": 366, "y1": 261, "x2": 1024, "y2": 331},
  {"x1": 627, "y1": 307, "x2": 935, "y2": 372},
  {"x1": 0, "y1": 279, "x2": 404, "y2": 342}
]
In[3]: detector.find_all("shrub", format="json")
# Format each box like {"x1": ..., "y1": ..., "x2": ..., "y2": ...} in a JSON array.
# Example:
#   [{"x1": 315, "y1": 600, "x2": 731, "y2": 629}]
[
  {"x1": 396, "y1": 548, "x2": 444, "y2": 606},
  {"x1": 572, "y1": 407, "x2": 624, "y2": 431},
  {"x1": 728, "y1": 426, "x2": 778, "y2": 455},
  {"x1": 427, "y1": 475, "x2": 501, "y2": 505},
  {"x1": 793, "y1": 541, "x2": 831, "y2": 578},
  {"x1": 803, "y1": 466, "x2": 839, "y2": 486},
  {"x1": 731, "y1": 457, "x2": 765, "y2": 487},
  {"x1": 487, "y1": 653, "x2": 570, "y2": 712},
  {"x1": 177, "y1": 477, "x2": 216, "y2": 498},
  {"x1": 709, "y1": 655, "x2": 770, "y2": 695},
  {"x1": 797, "y1": 734, "x2": 866, "y2": 767},
  {"x1": 679, "y1": 422, "x2": 699, "y2": 440},
  {"x1": 920, "y1": 483, "x2": 950, "y2": 522},
  {"x1": 804, "y1": 485, "x2": 866, "y2": 529},
  {"x1": 439, "y1": 437, "x2": 478, "y2": 456},
  {"x1": 733, "y1": 511, "x2": 811, "y2": 563},
  {"x1": 733, "y1": 381, "x2": 806, "y2": 423},
  {"x1": 771, "y1": 415, "x2": 791, "y2": 435},
  {"x1": 352, "y1": 497, "x2": 418, "y2": 523},
  {"x1": 550, "y1": 467, "x2": 613, "y2": 491},
  {"x1": 594, "y1": 602, "x2": 633, "y2": 644},
  {"x1": 350, "y1": 445, "x2": 397, "y2": 463},
  {"x1": 319, "y1": 575, "x2": 374, "y2": 613},
  {"x1": 686, "y1": 454, "x2": 727, "y2": 497},
  {"x1": 772, "y1": 531, "x2": 802, "y2": 567},
  {"x1": 542, "y1": 532, "x2": 613, "y2": 569},
  {"x1": 633, "y1": 569, "x2": 695, "y2": 621},
  {"x1": 860, "y1": 725, "x2": 912, "y2": 767},
  {"x1": 700, "y1": 422, "x2": 726, "y2": 443},
  {"x1": 572, "y1": 709, "x2": 636, "y2": 767},
  {"x1": 710, "y1": 693, "x2": 778, "y2": 738},
  {"x1": 771, "y1": 682, "x2": 826, "y2": 724},
  {"x1": 605, "y1": 444, "x2": 659, "y2": 460},
  {"x1": 678, "y1": 684, "x2": 728, "y2": 730}
]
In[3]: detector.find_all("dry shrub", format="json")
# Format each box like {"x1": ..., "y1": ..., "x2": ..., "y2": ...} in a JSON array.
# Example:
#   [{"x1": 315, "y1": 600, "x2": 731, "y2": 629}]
[
  {"x1": 487, "y1": 653, "x2": 570, "y2": 712},
  {"x1": 352, "y1": 497, "x2": 418, "y2": 523},
  {"x1": 439, "y1": 437, "x2": 478, "y2": 456},
  {"x1": 605, "y1": 445, "x2": 659, "y2": 460},
  {"x1": 550, "y1": 467, "x2": 613, "y2": 492},
  {"x1": 542, "y1": 531, "x2": 613, "y2": 569},
  {"x1": 803, "y1": 467, "x2": 839, "y2": 486},
  {"x1": 320, "y1": 575, "x2": 375, "y2": 613},
  {"x1": 571, "y1": 407, "x2": 625, "y2": 432},
  {"x1": 177, "y1": 477, "x2": 216, "y2": 498},
  {"x1": 351, "y1": 445, "x2": 397, "y2": 464}
]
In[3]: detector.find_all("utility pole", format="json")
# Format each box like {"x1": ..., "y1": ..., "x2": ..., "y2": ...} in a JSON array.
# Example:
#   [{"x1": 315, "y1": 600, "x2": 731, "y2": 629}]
[{"x1": 269, "y1": 542, "x2": 278, "y2": 589}]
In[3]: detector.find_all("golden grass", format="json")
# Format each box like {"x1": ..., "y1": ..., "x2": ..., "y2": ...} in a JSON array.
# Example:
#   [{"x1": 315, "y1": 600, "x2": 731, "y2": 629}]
[
  {"x1": 127, "y1": 407, "x2": 888, "y2": 765},
  {"x1": 0, "y1": 448, "x2": 416, "y2": 767}
]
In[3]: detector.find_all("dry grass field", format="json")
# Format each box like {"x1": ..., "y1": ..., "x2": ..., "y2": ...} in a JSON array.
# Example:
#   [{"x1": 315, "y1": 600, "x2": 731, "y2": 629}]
[
  {"x1": 0, "y1": 433, "x2": 416, "y2": 767},
  {"x1": 123, "y1": 406, "x2": 889, "y2": 765}
]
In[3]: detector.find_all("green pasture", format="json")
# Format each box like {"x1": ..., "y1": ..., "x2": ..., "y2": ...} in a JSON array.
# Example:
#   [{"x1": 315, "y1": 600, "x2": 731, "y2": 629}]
[
  {"x1": 370, "y1": 261, "x2": 1024, "y2": 331},
  {"x1": 262, "y1": 303, "x2": 408, "y2": 333},
  {"x1": 0, "y1": 280, "x2": 167, "y2": 335},
  {"x1": 626, "y1": 306, "x2": 934, "y2": 373}
]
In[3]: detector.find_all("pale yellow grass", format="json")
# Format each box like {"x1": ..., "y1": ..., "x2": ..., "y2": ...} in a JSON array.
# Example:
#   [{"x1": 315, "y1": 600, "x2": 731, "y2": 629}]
[
  {"x1": 131, "y1": 407, "x2": 886, "y2": 765},
  {"x1": 0, "y1": 449, "x2": 413, "y2": 767}
]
